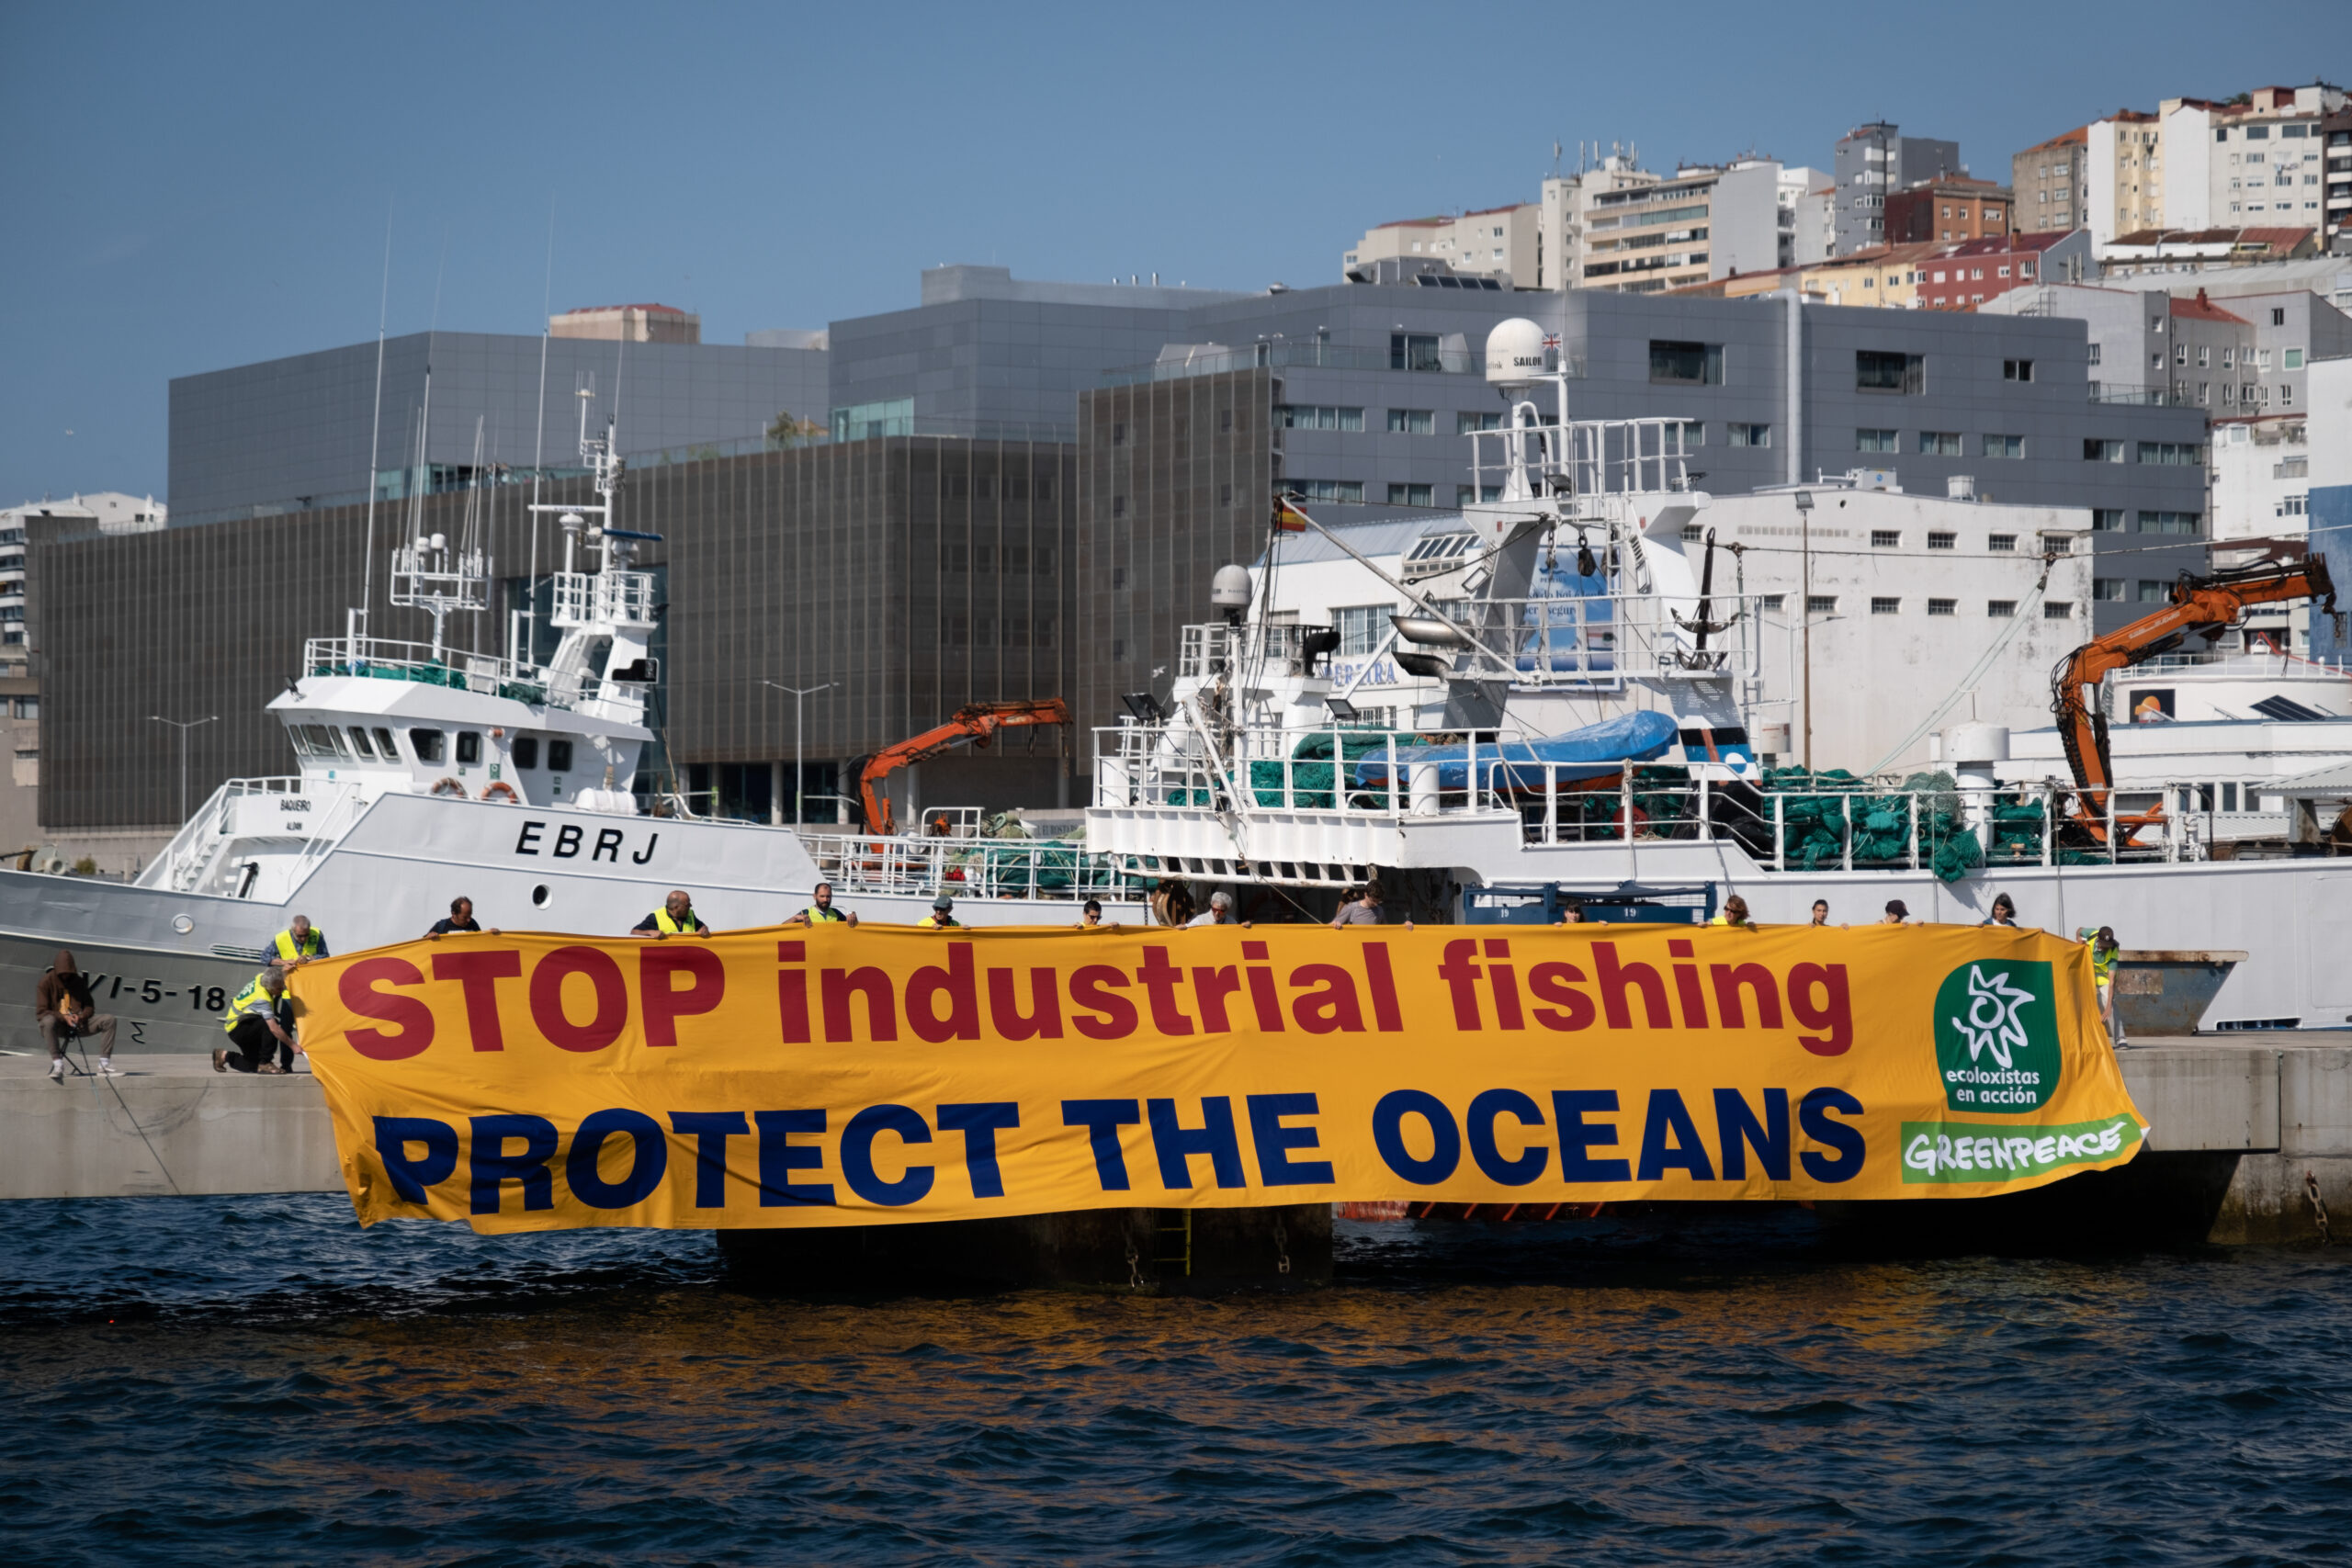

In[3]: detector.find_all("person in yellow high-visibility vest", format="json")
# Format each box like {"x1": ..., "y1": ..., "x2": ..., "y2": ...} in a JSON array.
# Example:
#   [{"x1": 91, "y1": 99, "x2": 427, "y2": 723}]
[
  {"x1": 215, "y1": 968, "x2": 297, "y2": 1075},
  {"x1": 633, "y1": 890, "x2": 711, "y2": 938},
  {"x1": 272, "y1": 915, "x2": 327, "y2": 964}
]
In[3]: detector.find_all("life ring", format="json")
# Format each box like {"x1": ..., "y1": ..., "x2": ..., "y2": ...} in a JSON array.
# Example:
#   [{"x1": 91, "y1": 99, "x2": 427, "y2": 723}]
[
  {"x1": 481, "y1": 781, "x2": 520, "y2": 804},
  {"x1": 429, "y1": 777, "x2": 468, "y2": 798}
]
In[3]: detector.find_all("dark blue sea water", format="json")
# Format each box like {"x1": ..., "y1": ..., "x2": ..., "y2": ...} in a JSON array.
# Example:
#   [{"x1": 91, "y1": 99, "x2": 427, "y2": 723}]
[{"x1": 3, "y1": 1196, "x2": 2348, "y2": 1566}]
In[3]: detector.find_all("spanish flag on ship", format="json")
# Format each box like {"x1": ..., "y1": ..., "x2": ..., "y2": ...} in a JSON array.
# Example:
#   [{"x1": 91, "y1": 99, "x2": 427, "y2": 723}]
[{"x1": 1272, "y1": 494, "x2": 1311, "y2": 534}]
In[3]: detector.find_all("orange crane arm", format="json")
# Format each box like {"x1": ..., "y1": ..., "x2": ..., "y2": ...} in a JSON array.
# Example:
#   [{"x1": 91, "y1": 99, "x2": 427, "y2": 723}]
[
  {"x1": 2050, "y1": 543, "x2": 2336, "y2": 842},
  {"x1": 848, "y1": 699, "x2": 1071, "y2": 836}
]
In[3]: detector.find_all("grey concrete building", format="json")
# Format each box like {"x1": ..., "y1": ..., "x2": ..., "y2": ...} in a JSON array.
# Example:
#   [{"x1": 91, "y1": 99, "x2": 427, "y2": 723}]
[
  {"x1": 1834, "y1": 123, "x2": 1963, "y2": 254},
  {"x1": 168, "y1": 331, "x2": 830, "y2": 524}
]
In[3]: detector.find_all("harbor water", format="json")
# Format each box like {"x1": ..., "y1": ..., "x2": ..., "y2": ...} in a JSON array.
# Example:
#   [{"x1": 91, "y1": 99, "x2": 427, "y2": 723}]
[{"x1": 5, "y1": 1195, "x2": 2349, "y2": 1565}]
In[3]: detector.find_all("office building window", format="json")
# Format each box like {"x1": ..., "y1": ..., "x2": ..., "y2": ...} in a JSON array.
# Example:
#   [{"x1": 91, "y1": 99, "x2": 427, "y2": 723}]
[
  {"x1": 1456, "y1": 411, "x2": 1501, "y2": 434},
  {"x1": 2138, "y1": 442, "x2": 2203, "y2": 466},
  {"x1": 1454, "y1": 484, "x2": 1502, "y2": 505},
  {"x1": 1758, "y1": 594, "x2": 1786, "y2": 611},
  {"x1": 1728, "y1": 423, "x2": 1771, "y2": 447},
  {"x1": 1987, "y1": 599, "x2": 2018, "y2": 617},
  {"x1": 1871, "y1": 530, "x2": 1901, "y2": 548},
  {"x1": 1987, "y1": 534, "x2": 2017, "y2": 551},
  {"x1": 1676, "y1": 421, "x2": 1705, "y2": 448},
  {"x1": 1872, "y1": 597, "x2": 1902, "y2": 615},
  {"x1": 1332, "y1": 604, "x2": 1397, "y2": 657},
  {"x1": 2286, "y1": 347, "x2": 2305, "y2": 369},
  {"x1": 2136, "y1": 581, "x2": 2169, "y2": 603},
  {"x1": 2043, "y1": 602, "x2": 2074, "y2": 619},
  {"x1": 1918, "y1": 431, "x2": 1962, "y2": 457},
  {"x1": 2094, "y1": 579, "x2": 2125, "y2": 601},
  {"x1": 1648, "y1": 340, "x2": 1724, "y2": 384},
  {"x1": 1928, "y1": 531, "x2": 1957, "y2": 550},
  {"x1": 2084, "y1": 440, "x2": 2125, "y2": 463},
  {"x1": 1857, "y1": 428, "x2": 1899, "y2": 452},
  {"x1": 1386, "y1": 409, "x2": 1435, "y2": 434},
  {"x1": 1280, "y1": 404, "x2": 1365, "y2": 431},
  {"x1": 1805, "y1": 594, "x2": 1838, "y2": 615},
  {"x1": 1983, "y1": 434, "x2": 2024, "y2": 458},
  {"x1": 1385, "y1": 483, "x2": 1435, "y2": 506},
  {"x1": 1927, "y1": 598, "x2": 1956, "y2": 616},
  {"x1": 2092, "y1": 509, "x2": 2125, "y2": 531},
  {"x1": 1857, "y1": 350, "x2": 1925, "y2": 392},
  {"x1": 2004, "y1": 358, "x2": 2034, "y2": 381},
  {"x1": 1390, "y1": 333, "x2": 1442, "y2": 371},
  {"x1": 1290, "y1": 479, "x2": 1364, "y2": 504},
  {"x1": 2137, "y1": 511, "x2": 2201, "y2": 536}
]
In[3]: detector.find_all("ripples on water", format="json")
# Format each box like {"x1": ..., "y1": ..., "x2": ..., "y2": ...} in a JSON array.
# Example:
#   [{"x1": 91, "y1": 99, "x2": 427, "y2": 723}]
[{"x1": 4, "y1": 1195, "x2": 2349, "y2": 1566}]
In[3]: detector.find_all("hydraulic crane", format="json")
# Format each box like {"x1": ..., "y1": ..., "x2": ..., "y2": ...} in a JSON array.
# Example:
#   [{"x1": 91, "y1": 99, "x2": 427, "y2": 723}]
[
  {"x1": 847, "y1": 699, "x2": 1071, "y2": 836},
  {"x1": 2049, "y1": 539, "x2": 2339, "y2": 845}
]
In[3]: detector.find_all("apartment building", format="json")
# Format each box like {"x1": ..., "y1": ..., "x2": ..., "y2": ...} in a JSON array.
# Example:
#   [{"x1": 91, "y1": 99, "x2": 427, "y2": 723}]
[
  {"x1": 2013, "y1": 128, "x2": 2089, "y2": 234},
  {"x1": 2326, "y1": 105, "x2": 2351, "y2": 242},
  {"x1": 1342, "y1": 204, "x2": 1543, "y2": 288},
  {"x1": 1884, "y1": 176, "x2": 2013, "y2": 244},
  {"x1": 1914, "y1": 232, "x2": 2092, "y2": 311},
  {"x1": 2211, "y1": 414, "x2": 2312, "y2": 540},
  {"x1": 1831, "y1": 123, "x2": 1962, "y2": 254},
  {"x1": 2161, "y1": 84, "x2": 2346, "y2": 231},
  {"x1": 1577, "y1": 160, "x2": 1801, "y2": 293},
  {"x1": 1680, "y1": 242, "x2": 1940, "y2": 309}
]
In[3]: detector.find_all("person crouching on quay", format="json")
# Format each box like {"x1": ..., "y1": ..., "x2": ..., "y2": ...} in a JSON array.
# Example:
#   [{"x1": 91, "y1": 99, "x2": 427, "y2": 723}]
[{"x1": 215, "y1": 967, "x2": 298, "y2": 1075}]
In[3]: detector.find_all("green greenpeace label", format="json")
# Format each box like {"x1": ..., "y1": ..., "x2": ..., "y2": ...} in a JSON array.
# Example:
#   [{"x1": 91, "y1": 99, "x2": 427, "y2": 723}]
[
  {"x1": 1933, "y1": 959, "x2": 2061, "y2": 1113},
  {"x1": 1901, "y1": 1115, "x2": 2143, "y2": 1184}
]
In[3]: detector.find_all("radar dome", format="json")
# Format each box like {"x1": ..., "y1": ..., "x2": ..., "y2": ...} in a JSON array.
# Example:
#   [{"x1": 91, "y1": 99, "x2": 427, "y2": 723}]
[
  {"x1": 1210, "y1": 563, "x2": 1254, "y2": 612},
  {"x1": 1484, "y1": 318, "x2": 1550, "y2": 387}
]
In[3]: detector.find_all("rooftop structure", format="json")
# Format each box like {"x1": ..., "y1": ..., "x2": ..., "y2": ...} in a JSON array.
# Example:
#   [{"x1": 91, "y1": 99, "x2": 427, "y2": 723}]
[{"x1": 548, "y1": 303, "x2": 701, "y2": 344}]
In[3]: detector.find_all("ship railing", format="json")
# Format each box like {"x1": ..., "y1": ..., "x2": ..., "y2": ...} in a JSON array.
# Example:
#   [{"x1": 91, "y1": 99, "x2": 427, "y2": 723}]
[
  {"x1": 1465, "y1": 415, "x2": 1702, "y2": 502},
  {"x1": 301, "y1": 636, "x2": 560, "y2": 705},
  {"x1": 1094, "y1": 723, "x2": 1522, "y2": 820},
  {"x1": 1178, "y1": 622, "x2": 1339, "y2": 682},
  {"x1": 138, "y1": 776, "x2": 319, "y2": 892},
  {"x1": 799, "y1": 831, "x2": 1134, "y2": 901}
]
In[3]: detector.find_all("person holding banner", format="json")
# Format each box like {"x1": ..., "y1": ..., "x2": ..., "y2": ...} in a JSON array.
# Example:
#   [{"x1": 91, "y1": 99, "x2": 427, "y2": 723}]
[
  {"x1": 1187, "y1": 890, "x2": 1247, "y2": 928},
  {"x1": 919, "y1": 896, "x2": 961, "y2": 930},
  {"x1": 1710, "y1": 894, "x2": 1753, "y2": 929},
  {"x1": 786, "y1": 883, "x2": 858, "y2": 928},
  {"x1": 634, "y1": 891, "x2": 711, "y2": 938},
  {"x1": 1073, "y1": 898, "x2": 1105, "y2": 930}
]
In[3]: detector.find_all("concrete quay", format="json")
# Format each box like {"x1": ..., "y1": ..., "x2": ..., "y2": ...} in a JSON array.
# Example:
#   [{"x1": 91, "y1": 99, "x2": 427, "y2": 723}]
[{"x1": 4, "y1": 1037, "x2": 2350, "y2": 1252}]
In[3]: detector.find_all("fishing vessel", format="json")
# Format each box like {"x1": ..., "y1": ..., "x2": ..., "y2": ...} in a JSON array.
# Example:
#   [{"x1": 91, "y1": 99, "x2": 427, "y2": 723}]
[
  {"x1": 1083, "y1": 321, "x2": 2352, "y2": 1031},
  {"x1": 2, "y1": 399, "x2": 1142, "y2": 1055}
]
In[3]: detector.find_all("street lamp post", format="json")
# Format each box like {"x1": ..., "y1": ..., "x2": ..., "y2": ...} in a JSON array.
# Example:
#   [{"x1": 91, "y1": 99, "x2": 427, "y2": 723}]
[
  {"x1": 150, "y1": 714, "x2": 219, "y2": 822},
  {"x1": 761, "y1": 681, "x2": 837, "y2": 825},
  {"x1": 1793, "y1": 490, "x2": 1815, "y2": 773}
]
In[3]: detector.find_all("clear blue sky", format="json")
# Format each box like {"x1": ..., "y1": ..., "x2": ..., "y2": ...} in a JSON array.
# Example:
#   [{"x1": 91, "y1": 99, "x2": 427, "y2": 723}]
[{"x1": 3, "y1": 0, "x2": 2343, "y2": 505}]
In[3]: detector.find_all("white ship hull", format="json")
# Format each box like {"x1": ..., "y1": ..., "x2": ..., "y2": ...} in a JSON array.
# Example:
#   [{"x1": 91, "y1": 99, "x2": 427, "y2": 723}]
[{"x1": 6, "y1": 793, "x2": 1147, "y2": 1055}]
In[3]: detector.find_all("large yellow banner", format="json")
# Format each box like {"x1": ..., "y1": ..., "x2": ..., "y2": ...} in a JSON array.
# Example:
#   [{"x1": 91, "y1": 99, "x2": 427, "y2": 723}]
[{"x1": 291, "y1": 924, "x2": 2145, "y2": 1233}]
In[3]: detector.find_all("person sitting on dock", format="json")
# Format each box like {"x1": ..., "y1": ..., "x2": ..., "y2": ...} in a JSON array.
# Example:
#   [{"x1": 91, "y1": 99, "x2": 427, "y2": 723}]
[
  {"x1": 36, "y1": 949, "x2": 118, "y2": 1082},
  {"x1": 634, "y1": 891, "x2": 710, "y2": 939},
  {"x1": 1981, "y1": 893, "x2": 2019, "y2": 929},
  {"x1": 273, "y1": 915, "x2": 328, "y2": 965},
  {"x1": 1709, "y1": 894, "x2": 1753, "y2": 928},
  {"x1": 786, "y1": 882, "x2": 858, "y2": 928},
  {"x1": 427, "y1": 897, "x2": 501, "y2": 937},
  {"x1": 918, "y1": 895, "x2": 960, "y2": 930},
  {"x1": 214, "y1": 968, "x2": 297, "y2": 1076}
]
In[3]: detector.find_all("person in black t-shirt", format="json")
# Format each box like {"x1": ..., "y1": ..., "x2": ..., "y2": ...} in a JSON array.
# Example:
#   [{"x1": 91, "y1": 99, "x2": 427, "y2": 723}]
[{"x1": 426, "y1": 895, "x2": 500, "y2": 937}]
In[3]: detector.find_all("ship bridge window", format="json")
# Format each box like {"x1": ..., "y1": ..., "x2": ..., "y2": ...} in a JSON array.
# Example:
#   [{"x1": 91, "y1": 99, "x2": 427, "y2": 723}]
[
  {"x1": 345, "y1": 727, "x2": 375, "y2": 759},
  {"x1": 548, "y1": 739, "x2": 575, "y2": 773},
  {"x1": 410, "y1": 728, "x2": 447, "y2": 764},
  {"x1": 373, "y1": 727, "x2": 398, "y2": 760},
  {"x1": 514, "y1": 736, "x2": 540, "y2": 769},
  {"x1": 456, "y1": 731, "x2": 482, "y2": 765},
  {"x1": 294, "y1": 725, "x2": 347, "y2": 759}
]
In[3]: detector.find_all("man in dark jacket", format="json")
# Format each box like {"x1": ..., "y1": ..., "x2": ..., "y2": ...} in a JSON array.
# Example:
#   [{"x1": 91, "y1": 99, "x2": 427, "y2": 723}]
[{"x1": 35, "y1": 950, "x2": 119, "y2": 1082}]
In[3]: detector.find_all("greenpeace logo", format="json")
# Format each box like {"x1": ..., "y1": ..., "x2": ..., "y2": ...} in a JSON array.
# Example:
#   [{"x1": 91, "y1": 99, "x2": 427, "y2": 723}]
[
  {"x1": 1933, "y1": 960, "x2": 2060, "y2": 1113},
  {"x1": 1901, "y1": 1115, "x2": 2140, "y2": 1184}
]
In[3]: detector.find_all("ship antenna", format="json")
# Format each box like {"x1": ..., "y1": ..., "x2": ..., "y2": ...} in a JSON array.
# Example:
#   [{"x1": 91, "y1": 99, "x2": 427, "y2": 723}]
[
  {"x1": 523, "y1": 194, "x2": 554, "y2": 668},
  {"x1": 357, "y1": 199, "x2": 391, "y2": 643}
]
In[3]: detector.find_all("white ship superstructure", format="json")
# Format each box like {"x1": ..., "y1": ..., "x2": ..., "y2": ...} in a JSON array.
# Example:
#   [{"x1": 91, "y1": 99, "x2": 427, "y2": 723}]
[
  {"x1": 0, "y1": 393, "x2": 1144, "y2": 1055},
  {"x1": 1086, "y1": 318, "x2": 2352, "y2": 1031}
]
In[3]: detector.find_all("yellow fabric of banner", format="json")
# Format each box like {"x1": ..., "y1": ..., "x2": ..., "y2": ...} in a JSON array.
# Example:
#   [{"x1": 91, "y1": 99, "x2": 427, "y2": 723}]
[{"x1": 291, "y1": 923, "x2": 2145, "y2": 1234}]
